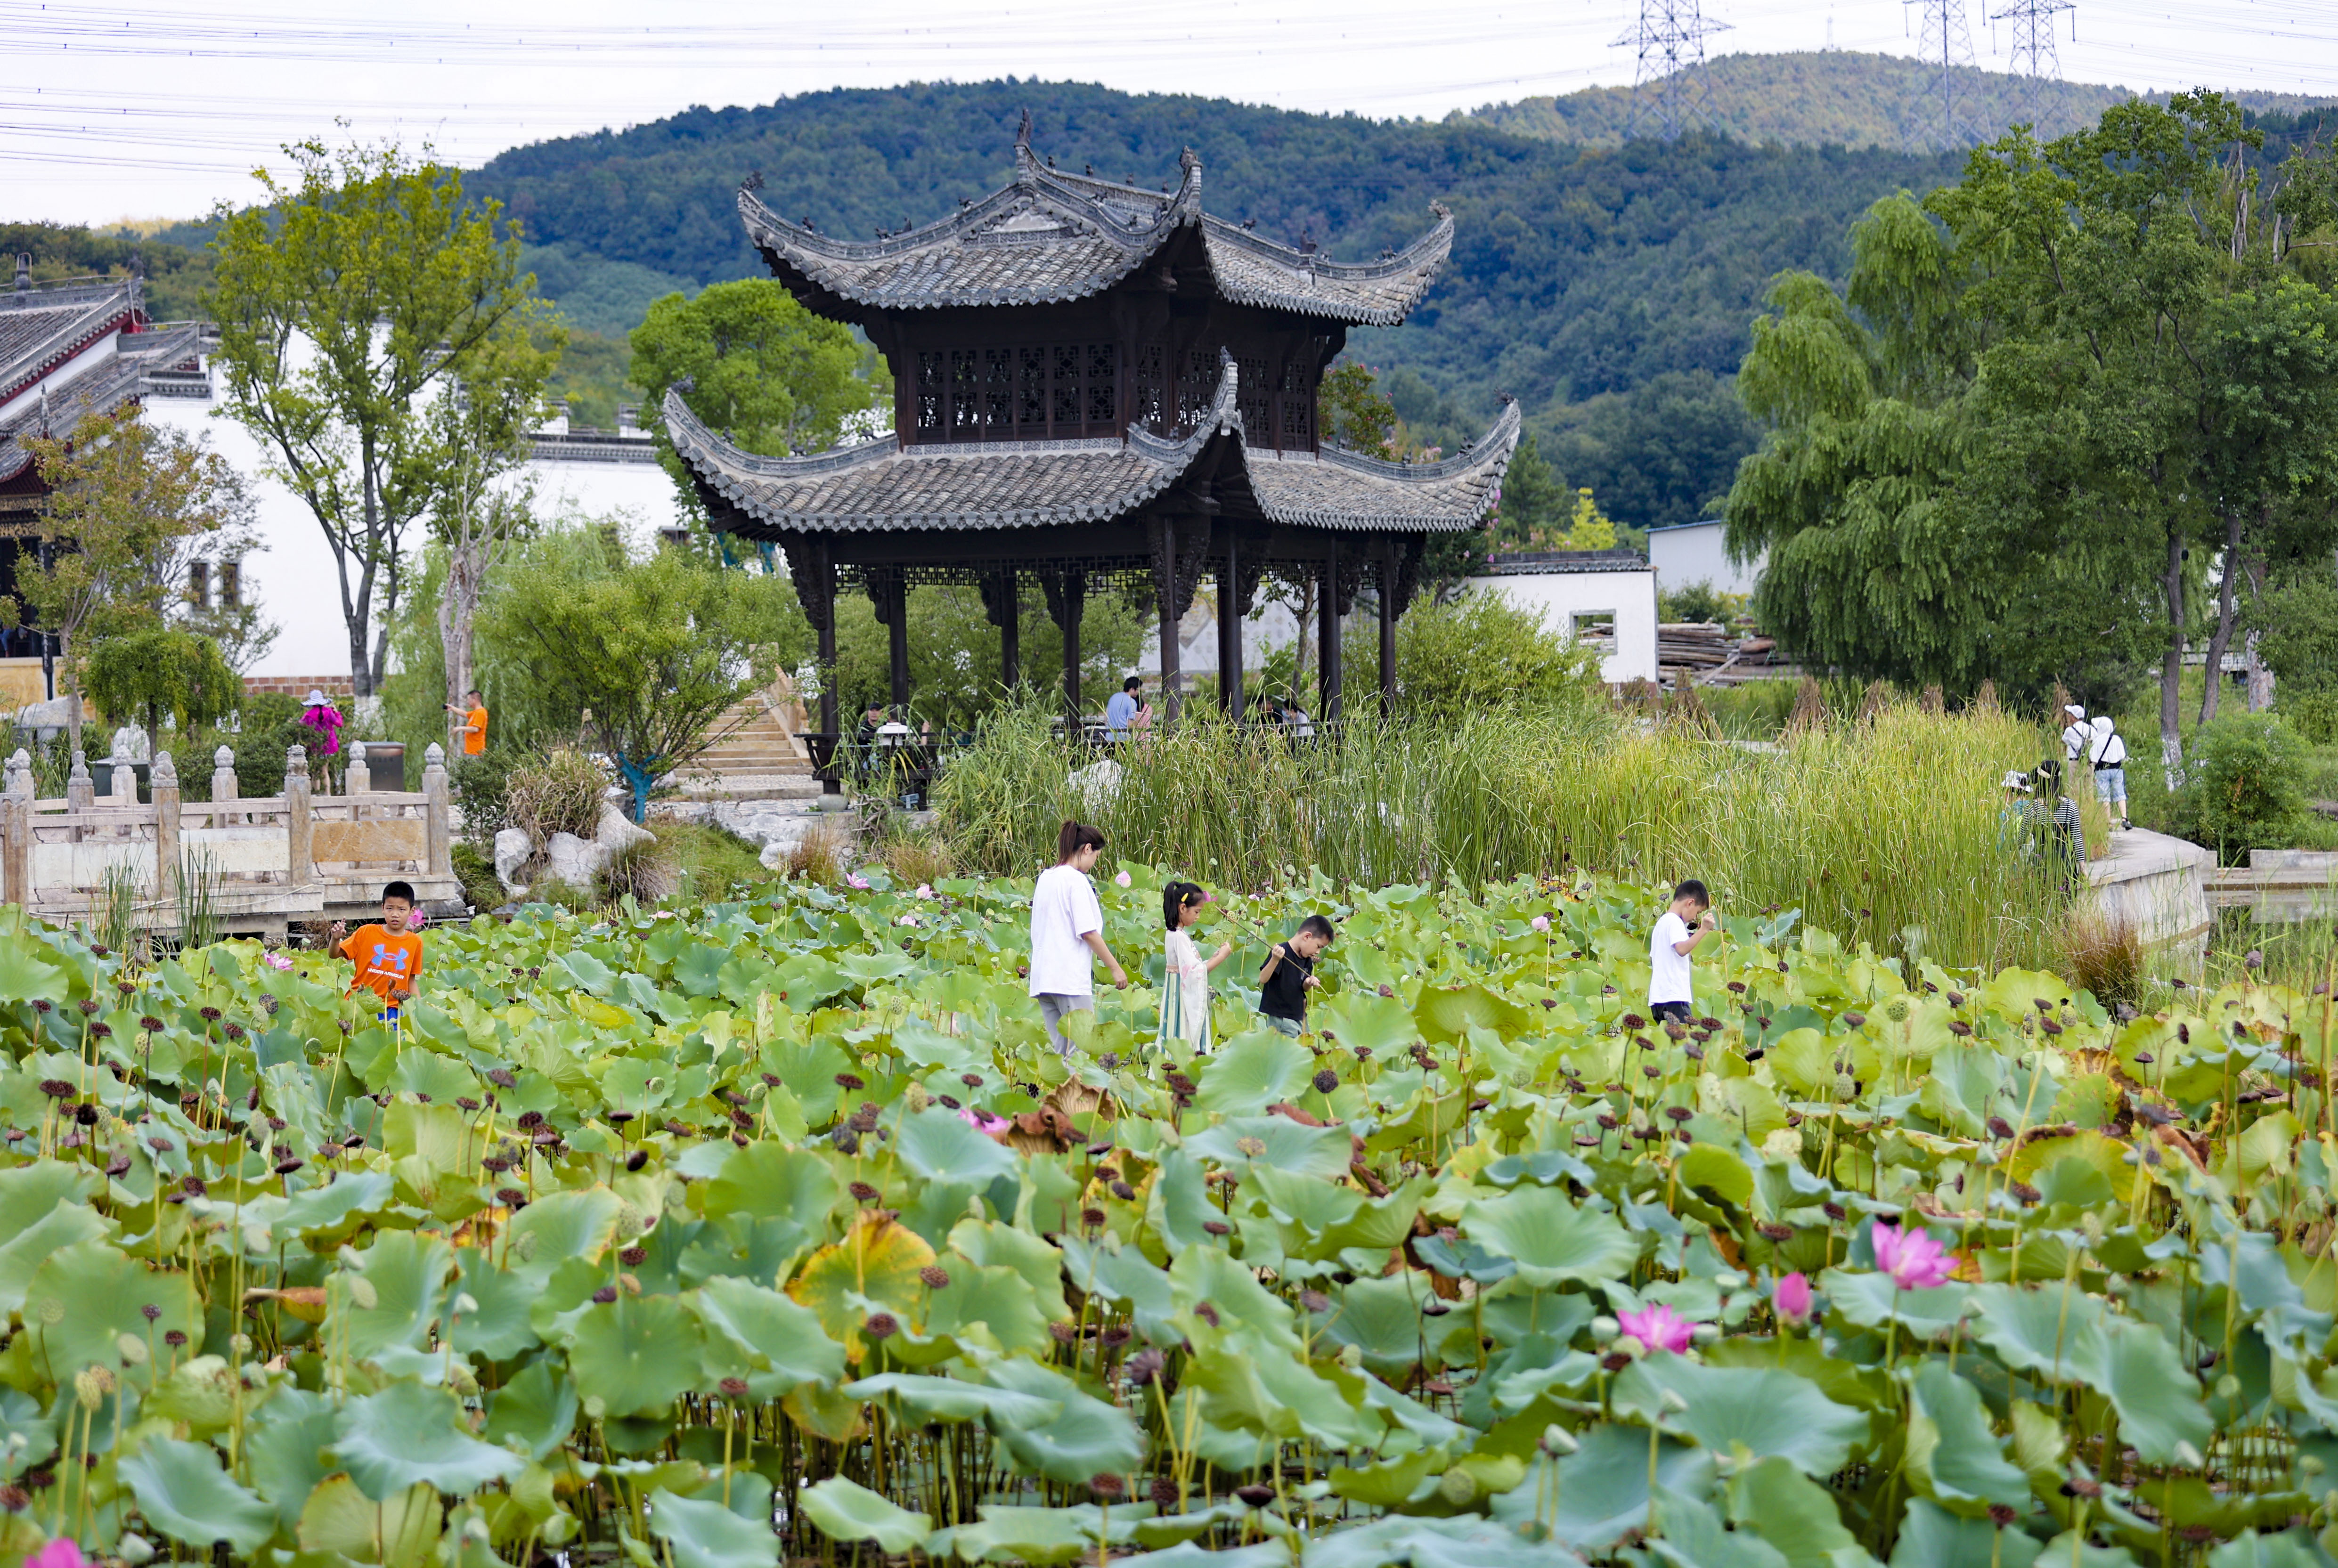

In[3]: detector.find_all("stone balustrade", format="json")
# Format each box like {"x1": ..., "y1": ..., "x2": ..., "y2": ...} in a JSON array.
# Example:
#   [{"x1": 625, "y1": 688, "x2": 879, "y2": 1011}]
[{"x1": 0, "y1": 739, "x2": 459, "y2": 938}]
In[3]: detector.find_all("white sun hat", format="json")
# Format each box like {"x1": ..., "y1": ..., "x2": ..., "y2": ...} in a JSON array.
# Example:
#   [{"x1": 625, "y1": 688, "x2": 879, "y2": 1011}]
[{"x1": 2001, "y1": 769, "x2": 2033, "y2": 792}]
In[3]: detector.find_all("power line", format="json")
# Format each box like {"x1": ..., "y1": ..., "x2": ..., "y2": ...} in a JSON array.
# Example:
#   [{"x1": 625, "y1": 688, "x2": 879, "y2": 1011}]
[{"x1": 1613, "y1": 0, "x2": 1732, "y2": 140}]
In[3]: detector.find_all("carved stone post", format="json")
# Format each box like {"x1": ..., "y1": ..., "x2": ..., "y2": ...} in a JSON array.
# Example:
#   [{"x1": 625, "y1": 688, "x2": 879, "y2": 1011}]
[
  {"x1": 1, "y1": 748, "x2": 30, "y2": 907},
  {"x1": 345, "y1": 739, "x2": 372, "y2": 797},
  {"x1": 152, "y1": 751, "x2": 180, "y2": 906},
  {"x1": 66, "y1": 751, "x2": 93, "y2": 809},
  {"x1": 108, "y1": 754, "x2": 137, "y2": 803},
  {"x1": 211, "y1": 745, "x2": 239, "y2": 827},
  {"x1": 423, "y1": 742, "x2": 451, "y2": 877},
  {"x1": 285, "y1": 745, "x2": 314, "y2": 888}
]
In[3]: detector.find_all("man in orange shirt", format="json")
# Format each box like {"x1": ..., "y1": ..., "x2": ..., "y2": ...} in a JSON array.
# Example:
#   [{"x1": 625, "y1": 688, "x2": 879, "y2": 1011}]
[
  {"x1": 330, "y1": 879, "x2": 423, "y2": 1025},
  {"x1": 446, "y1": 689, "x2": 489, "y2": 757}
]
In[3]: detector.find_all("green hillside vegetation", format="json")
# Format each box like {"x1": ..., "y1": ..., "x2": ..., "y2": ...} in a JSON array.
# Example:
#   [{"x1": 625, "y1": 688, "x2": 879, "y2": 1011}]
[
  {"x1": 1473, "y1": 49, "x2": 2336, "y2": 149},
  {"x1": 0, "y1": 221, "x2": 213, "y2": 321}
]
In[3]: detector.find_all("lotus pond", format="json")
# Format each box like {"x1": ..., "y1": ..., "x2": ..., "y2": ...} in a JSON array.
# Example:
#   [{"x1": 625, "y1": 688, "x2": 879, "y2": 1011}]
[{"x1": 1, "y1": 866, "x2": 2335, "y2": 1568}]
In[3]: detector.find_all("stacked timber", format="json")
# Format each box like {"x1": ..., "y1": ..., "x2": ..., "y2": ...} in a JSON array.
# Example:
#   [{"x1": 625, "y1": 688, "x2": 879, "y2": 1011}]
[{"x1": 1655, "y1": 624, "x2": 1802, "y2": 687}]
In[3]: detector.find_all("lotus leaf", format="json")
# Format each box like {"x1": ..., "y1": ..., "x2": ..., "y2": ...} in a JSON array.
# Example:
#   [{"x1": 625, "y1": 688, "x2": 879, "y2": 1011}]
[
  {"x1": 797, "y1": 1475, "x2": 933, "y2": 1552},
  {"x1": 645, "y1": 1487, "x2": 782, "y2": 1568},
  {"x1": 562, "y1": 1292, "x2": 706, "y2": 1418},
  {"x1": 333, "y1": 1381, "x2": 526, "y2": 1499},
  {"x1": 1462, "y1": 1187, "x2": 1639, "y2": 1287},
  {"x1": 117, "y1": 1436, "x2": 280, "y2": 1556}
]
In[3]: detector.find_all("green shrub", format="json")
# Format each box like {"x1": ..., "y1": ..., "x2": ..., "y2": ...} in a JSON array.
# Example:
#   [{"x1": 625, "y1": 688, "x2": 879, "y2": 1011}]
[
  {"x1": 505, "y1": 748, "x2": 609, "y2": 842},
  {"x1": 450, "y1": 840, "x2": 506, "y2": 910},
  {"x1": 1657, "y1": 579, "x2": 1746, "y2": 625},
  {"x1": 2174, "y1": 712, "x2": 2310, "y2": 865},
  {"x1": 2282, "y1": 689, "x2": 2338, "y2": 747},
  {"x1": 450, "y1": 748, "x2": 528, "y2": 847},
  {"x1": 1379, "y1": 589, "x2": 1605, "y2": 719}
]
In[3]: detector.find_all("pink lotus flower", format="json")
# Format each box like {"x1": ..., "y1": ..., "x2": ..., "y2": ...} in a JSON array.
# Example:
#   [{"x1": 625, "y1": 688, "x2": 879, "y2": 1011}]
[
  {"x1": 1114, "y1": 870, "x2": 1132, "y2": 888},
  {"x1": 1773, "y1": 1272, "x2": 1813, "y2": 1326},
  {"x1": 898, "y1": 913, "x2": 921, "y2": 927},
  {"x1": 1530, "y1": 915, "x2": 1551, "y2": 933},
  {"x1": 915, "y1": 884, "x2": 935, "y2": 900},
  {"x1": 263, "y1": 951, "x2": 293, "y2": 971},
  {"x1": 407, "y1": 908, "x2": 429, "y2": 931},
  {"x1": 846, "y1": 873, "x2": 871, "y2": 891},
  {"x1": 30, "y1": 1539, "x2": 88, "y2": 1568},
  {"x1": 959, "y1": 1106, "x2": 1010, "y2": 1135},
  {"x1": 1871, "y1": 1222, "x2": 1953, "y2": 1291},
  {"x1": 1616, "y1": 1302, "x2": 1694, "y2": 1355}
]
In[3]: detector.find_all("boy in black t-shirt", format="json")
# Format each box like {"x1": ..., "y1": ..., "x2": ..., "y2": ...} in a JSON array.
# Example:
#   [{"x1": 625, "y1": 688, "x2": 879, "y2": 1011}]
[{"x1": 1256, "y1": 915, "x2": 1336, "y2": 1037}]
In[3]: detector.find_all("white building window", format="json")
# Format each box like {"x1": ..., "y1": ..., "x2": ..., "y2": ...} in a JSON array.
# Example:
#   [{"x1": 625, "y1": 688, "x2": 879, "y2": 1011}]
[
  {"x1": 187, "y1": 561, "x2": 211, "y2": 610},
  {"x1": 1571, "y1": 609, "x2": 1616, "y2": 647},
  {"x1": 218, "y1": 560, "x2": 241, "y2": 608}
]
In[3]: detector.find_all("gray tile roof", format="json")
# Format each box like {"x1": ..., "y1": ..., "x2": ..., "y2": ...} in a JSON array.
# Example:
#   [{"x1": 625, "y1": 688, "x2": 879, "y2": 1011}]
[
  {"x1": 1238, "y1": 401, "x2": 1519, "y2": 532},
  {"x1": 0, "y1": 279, "x2": 138, "y2": 406},
  {"x1": 0, "y1": 322, "x2": 208, "y2": 485},
  {"x1": 666, "y1": 353, "x2": 1516, "y2": 538},
  {"x1": 746, "y1": 143, "x2": 1449, "y2": 328}
]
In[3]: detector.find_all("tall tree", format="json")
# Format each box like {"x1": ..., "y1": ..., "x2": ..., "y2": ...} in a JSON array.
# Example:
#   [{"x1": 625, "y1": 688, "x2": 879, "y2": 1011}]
[
  {"x1": 482, "y1": 537, "x2": 800, "y2": 821},
  {"x1": 419, "y1": 311, "x2": 563, "y2": 753},
  {"x1": 629, "y1": 278, "x2": 888, "y2": 524},
  {"x1": 7, "y1": 401, "x2": 252, "y2": 753},
  {"x1": 208, "y1": 139, "x2": 541, "y2": 698}
]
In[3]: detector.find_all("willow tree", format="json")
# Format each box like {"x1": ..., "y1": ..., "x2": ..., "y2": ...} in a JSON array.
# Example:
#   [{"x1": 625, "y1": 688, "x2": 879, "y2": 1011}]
[{"x1": 1730, "y1": 93, "x2": 2338, "y2": 771}]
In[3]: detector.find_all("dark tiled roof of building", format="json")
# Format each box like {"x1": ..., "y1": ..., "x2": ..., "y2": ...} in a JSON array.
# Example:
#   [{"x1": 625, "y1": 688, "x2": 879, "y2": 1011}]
[
  {"x1": 0, "y1": 321, "x2": 208, "y2": 485},
  {"x1": 744, "y1": 143, "x2": 1450, "y2": 328},
  {"x1": 0, "y1": 278, "x2": 141, "y2": 408},
  {"x1": 1236, "y1": 402, "x2": 1519, "y2": 532},
  {"x1": 1480, "y1": 548, "x2": 1653, "y2": 575},
  {"x1": 666, "y1": 355, "x2": 1517, "y2": 537}
]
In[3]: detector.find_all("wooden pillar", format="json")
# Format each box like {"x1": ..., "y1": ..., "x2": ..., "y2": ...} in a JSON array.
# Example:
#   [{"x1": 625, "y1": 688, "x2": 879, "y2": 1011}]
[
  {"x1": 284, "y1": 745, "x2": 314, "y2": 889},
  {"x1": 1218, "y1": 535, "x2": 1244, "y2": 718},
  {"x1": 1319, "y1": 539, "x2": 1343, "y2": 723},
  {"x1": 1060, "y1": 571, "x2": 1086, "y2": 725},
  {"x1": 423, "y1": 742, "x2": 451, "y2": 877},
  {"x1": 870, "y1": 570, "x2": 912, "y2": 710},
  {"x1": 1000, "y1": 574, "x2": 1021, "y2": 691},
  {"x1": 1378, "y1": 538, "x2": 1399, "y2": 716},
  {"x1": 1155, "y1": 516, "x2": 1184, "y2": 726},
  {"x1": 152, "y1": 751, "x2": 180, "y2": 907}
]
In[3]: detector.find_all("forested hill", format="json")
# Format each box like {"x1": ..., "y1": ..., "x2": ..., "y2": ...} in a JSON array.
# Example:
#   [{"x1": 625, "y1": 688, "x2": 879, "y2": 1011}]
[
  {"x1": 467, "y1": 79, "x2": 1959, "y2": 414},
  {"x1": 1474, "y1": 51, "x2": 2332, "y2": 150}
]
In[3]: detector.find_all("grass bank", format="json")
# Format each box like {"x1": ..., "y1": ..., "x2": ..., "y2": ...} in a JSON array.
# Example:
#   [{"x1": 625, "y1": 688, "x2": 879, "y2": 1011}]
[{"x1": 934, "y1": 697, "x2": 2070, "y2": 974}]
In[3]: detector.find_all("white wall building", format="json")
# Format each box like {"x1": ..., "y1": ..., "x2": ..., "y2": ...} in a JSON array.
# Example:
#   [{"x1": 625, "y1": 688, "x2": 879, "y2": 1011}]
[
  {"x1": 0, "y1": 267, "x2": 686, "y2": 696},
  {"x1": 1464, "y1": 550, "x2": 1660, "y2": 685},
  {"x1": 1646, "y1": 518, "x2": 1764, "y2": 599}
]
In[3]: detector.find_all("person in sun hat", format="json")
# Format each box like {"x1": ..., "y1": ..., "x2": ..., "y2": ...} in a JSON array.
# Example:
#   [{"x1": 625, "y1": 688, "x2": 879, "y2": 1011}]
[
  {"x1": 2027, "y1": 759, "x2": 2085, "y2": 888},
  {"x1": 2085, "y1": 713, "x2": 2129, "y2": 830},
  {"x1": 1997, "y1": 767, "x2": 2036, "y2": 850},
  {"x1": 2059, "y1": 703, "x2": 2090, "y2": 764}
]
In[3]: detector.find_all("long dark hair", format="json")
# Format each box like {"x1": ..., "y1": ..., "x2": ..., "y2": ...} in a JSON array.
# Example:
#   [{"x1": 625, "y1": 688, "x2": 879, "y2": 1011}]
[
  {"x1": 1058, "y1": 821, "x2": 1106, "y2": 862},
  {"x1": 1163, "y1": 880, "x2": 1205, "y2": 931}
]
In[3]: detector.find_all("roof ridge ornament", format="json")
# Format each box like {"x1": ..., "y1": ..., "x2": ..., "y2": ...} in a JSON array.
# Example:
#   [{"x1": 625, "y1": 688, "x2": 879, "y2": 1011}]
[
  {"x1": 1013, "y1": 109, "x2": 1040, "y2": 188},
  {"x1": 741, "y1": 170, "x2": 765, "y2": 193}
]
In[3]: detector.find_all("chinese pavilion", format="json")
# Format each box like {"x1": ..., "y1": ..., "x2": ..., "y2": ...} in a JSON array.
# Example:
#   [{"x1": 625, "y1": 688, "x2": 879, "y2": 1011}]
[{"x1": 663, "y1": 118, "x2": 1518, "y2": 737}]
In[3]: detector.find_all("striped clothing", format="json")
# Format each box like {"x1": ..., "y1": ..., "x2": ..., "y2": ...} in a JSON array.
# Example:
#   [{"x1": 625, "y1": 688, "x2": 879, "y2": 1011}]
[{"x1": 1157, "y1": 930, "x2": 1213, "y2": 1054}]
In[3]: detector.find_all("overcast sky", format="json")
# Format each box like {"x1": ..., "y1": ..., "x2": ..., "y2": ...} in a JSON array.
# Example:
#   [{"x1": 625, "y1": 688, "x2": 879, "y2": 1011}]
[{"x1": 6, "y1": 0, "x2": 2337, "y2": 227}]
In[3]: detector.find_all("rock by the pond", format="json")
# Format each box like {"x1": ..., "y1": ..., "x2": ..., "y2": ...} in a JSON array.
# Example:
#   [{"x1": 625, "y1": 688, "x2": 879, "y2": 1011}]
[
  {"x1": 595, "y1": 801, "x2": 655, "y2": 853},
  {"x1": 544, "y1": 831, "x2": 610, "y2": 890},
  {"x1": 756, "y1": 819, "x2": 815, "y2": 871},
  {"x1": 712, "y1": 797, "x2": 801, "y2": 848},
  {"x1": 494, "y1": 828, "x2": 535, "y2": 894},
  {"x1": 1071, "y1": 757, "x2": 1123, "y2": 814}
]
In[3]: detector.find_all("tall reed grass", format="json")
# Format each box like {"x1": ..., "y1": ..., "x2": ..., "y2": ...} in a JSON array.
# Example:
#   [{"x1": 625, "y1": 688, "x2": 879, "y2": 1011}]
[{"x1": 934, "y1": 694, "x2": 2070, "y2": 972}]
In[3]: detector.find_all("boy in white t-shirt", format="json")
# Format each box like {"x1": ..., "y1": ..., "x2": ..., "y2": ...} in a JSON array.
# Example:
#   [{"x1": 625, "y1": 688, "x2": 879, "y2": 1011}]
[
  {"x1": 1028, "y1": 820, "x2": 1129, "y2": 1052},
  {"x1": 1649, "y1": 878, "x2": 1720, "y2": 1025}
]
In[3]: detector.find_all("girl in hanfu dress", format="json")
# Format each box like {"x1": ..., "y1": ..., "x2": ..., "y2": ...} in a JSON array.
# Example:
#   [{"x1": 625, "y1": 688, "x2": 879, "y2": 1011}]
[{"x1": 1158, "y1": 881, "x2": 1232, "y2": 1057}]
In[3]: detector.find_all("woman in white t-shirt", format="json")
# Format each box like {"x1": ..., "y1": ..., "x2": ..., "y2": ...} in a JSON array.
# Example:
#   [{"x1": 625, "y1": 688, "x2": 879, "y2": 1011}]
[
  {"x1": 1028, "y1": 821, "x2": 1129, "y2": 1053},
  {"x1": 1158, "y1": 880, "x2": 1233, "y2": 1057}
]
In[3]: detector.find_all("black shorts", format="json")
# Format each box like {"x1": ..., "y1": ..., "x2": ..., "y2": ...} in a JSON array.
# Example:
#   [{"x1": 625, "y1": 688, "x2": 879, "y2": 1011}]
[{"x1": 1650, "y1": 1000, "x2": 1693, "y2": 1025}]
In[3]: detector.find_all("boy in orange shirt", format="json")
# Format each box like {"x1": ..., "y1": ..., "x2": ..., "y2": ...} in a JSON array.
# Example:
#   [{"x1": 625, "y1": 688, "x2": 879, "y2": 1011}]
[
  {"x1": 446, "y1": 689, "x2": 489, "y2": 756},
  {"x1": 331, "y1": 880, "x2": 423, "y2": 1025}
]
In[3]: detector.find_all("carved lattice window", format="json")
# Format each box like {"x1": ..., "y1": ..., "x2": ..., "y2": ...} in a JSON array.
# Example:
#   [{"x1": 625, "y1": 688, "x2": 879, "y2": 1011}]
[{"x1": 906, "y1": 341, "x2": 1122, "y2": 442}]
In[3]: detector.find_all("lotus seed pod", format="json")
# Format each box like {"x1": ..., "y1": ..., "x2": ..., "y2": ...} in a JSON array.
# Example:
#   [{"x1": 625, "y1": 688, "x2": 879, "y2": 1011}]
[
  {"x1": 118, "y1": 1535, "x2": 155, "y2": 1565},
  {"x1": 2216, "y1": 1374, "x2": 2242, "y2": 1401},
  {"x1": 1613, "y1": 1334, "x2": 1646, "y2": 1358},
  {"x1": 453, "y1": 1293, "x2": 480, "y2": 1316},
  {"x1": 1712, "y1": 1271, "x2": 1743, "y2": 1292},
  {"x1": 1338, "y1": 1343, "x2": 1362, "y2": 1370},
  {"x1": 345, "y1": 1276, "x2": 379, "y2": 1310},
  {"x1": 1590, "y1": 1316, "x2": 1619, "y2": 1342},
  {"x1": 1439, "y1": 1467, "x2": 1476, "y2": 1506},
  {"x1": 2303, "y1": 1454, "x2": 2327, "y2": 1478},
  {"x1": 584, "y1": 1395, "x2": 607, "y2": 1420},
  {"x1": 116, "y1": 1332, "x2": 148, "y2": 1365},
  {"x1": 1691, "y1": 1323, "x2": 1721, "y2": 1346}
]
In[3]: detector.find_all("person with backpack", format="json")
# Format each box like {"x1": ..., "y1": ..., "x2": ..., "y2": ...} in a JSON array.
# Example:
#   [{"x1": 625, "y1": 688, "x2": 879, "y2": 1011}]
[{"x1": 2086, "y1": 714, "x2": 2129, "y2": 830}]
